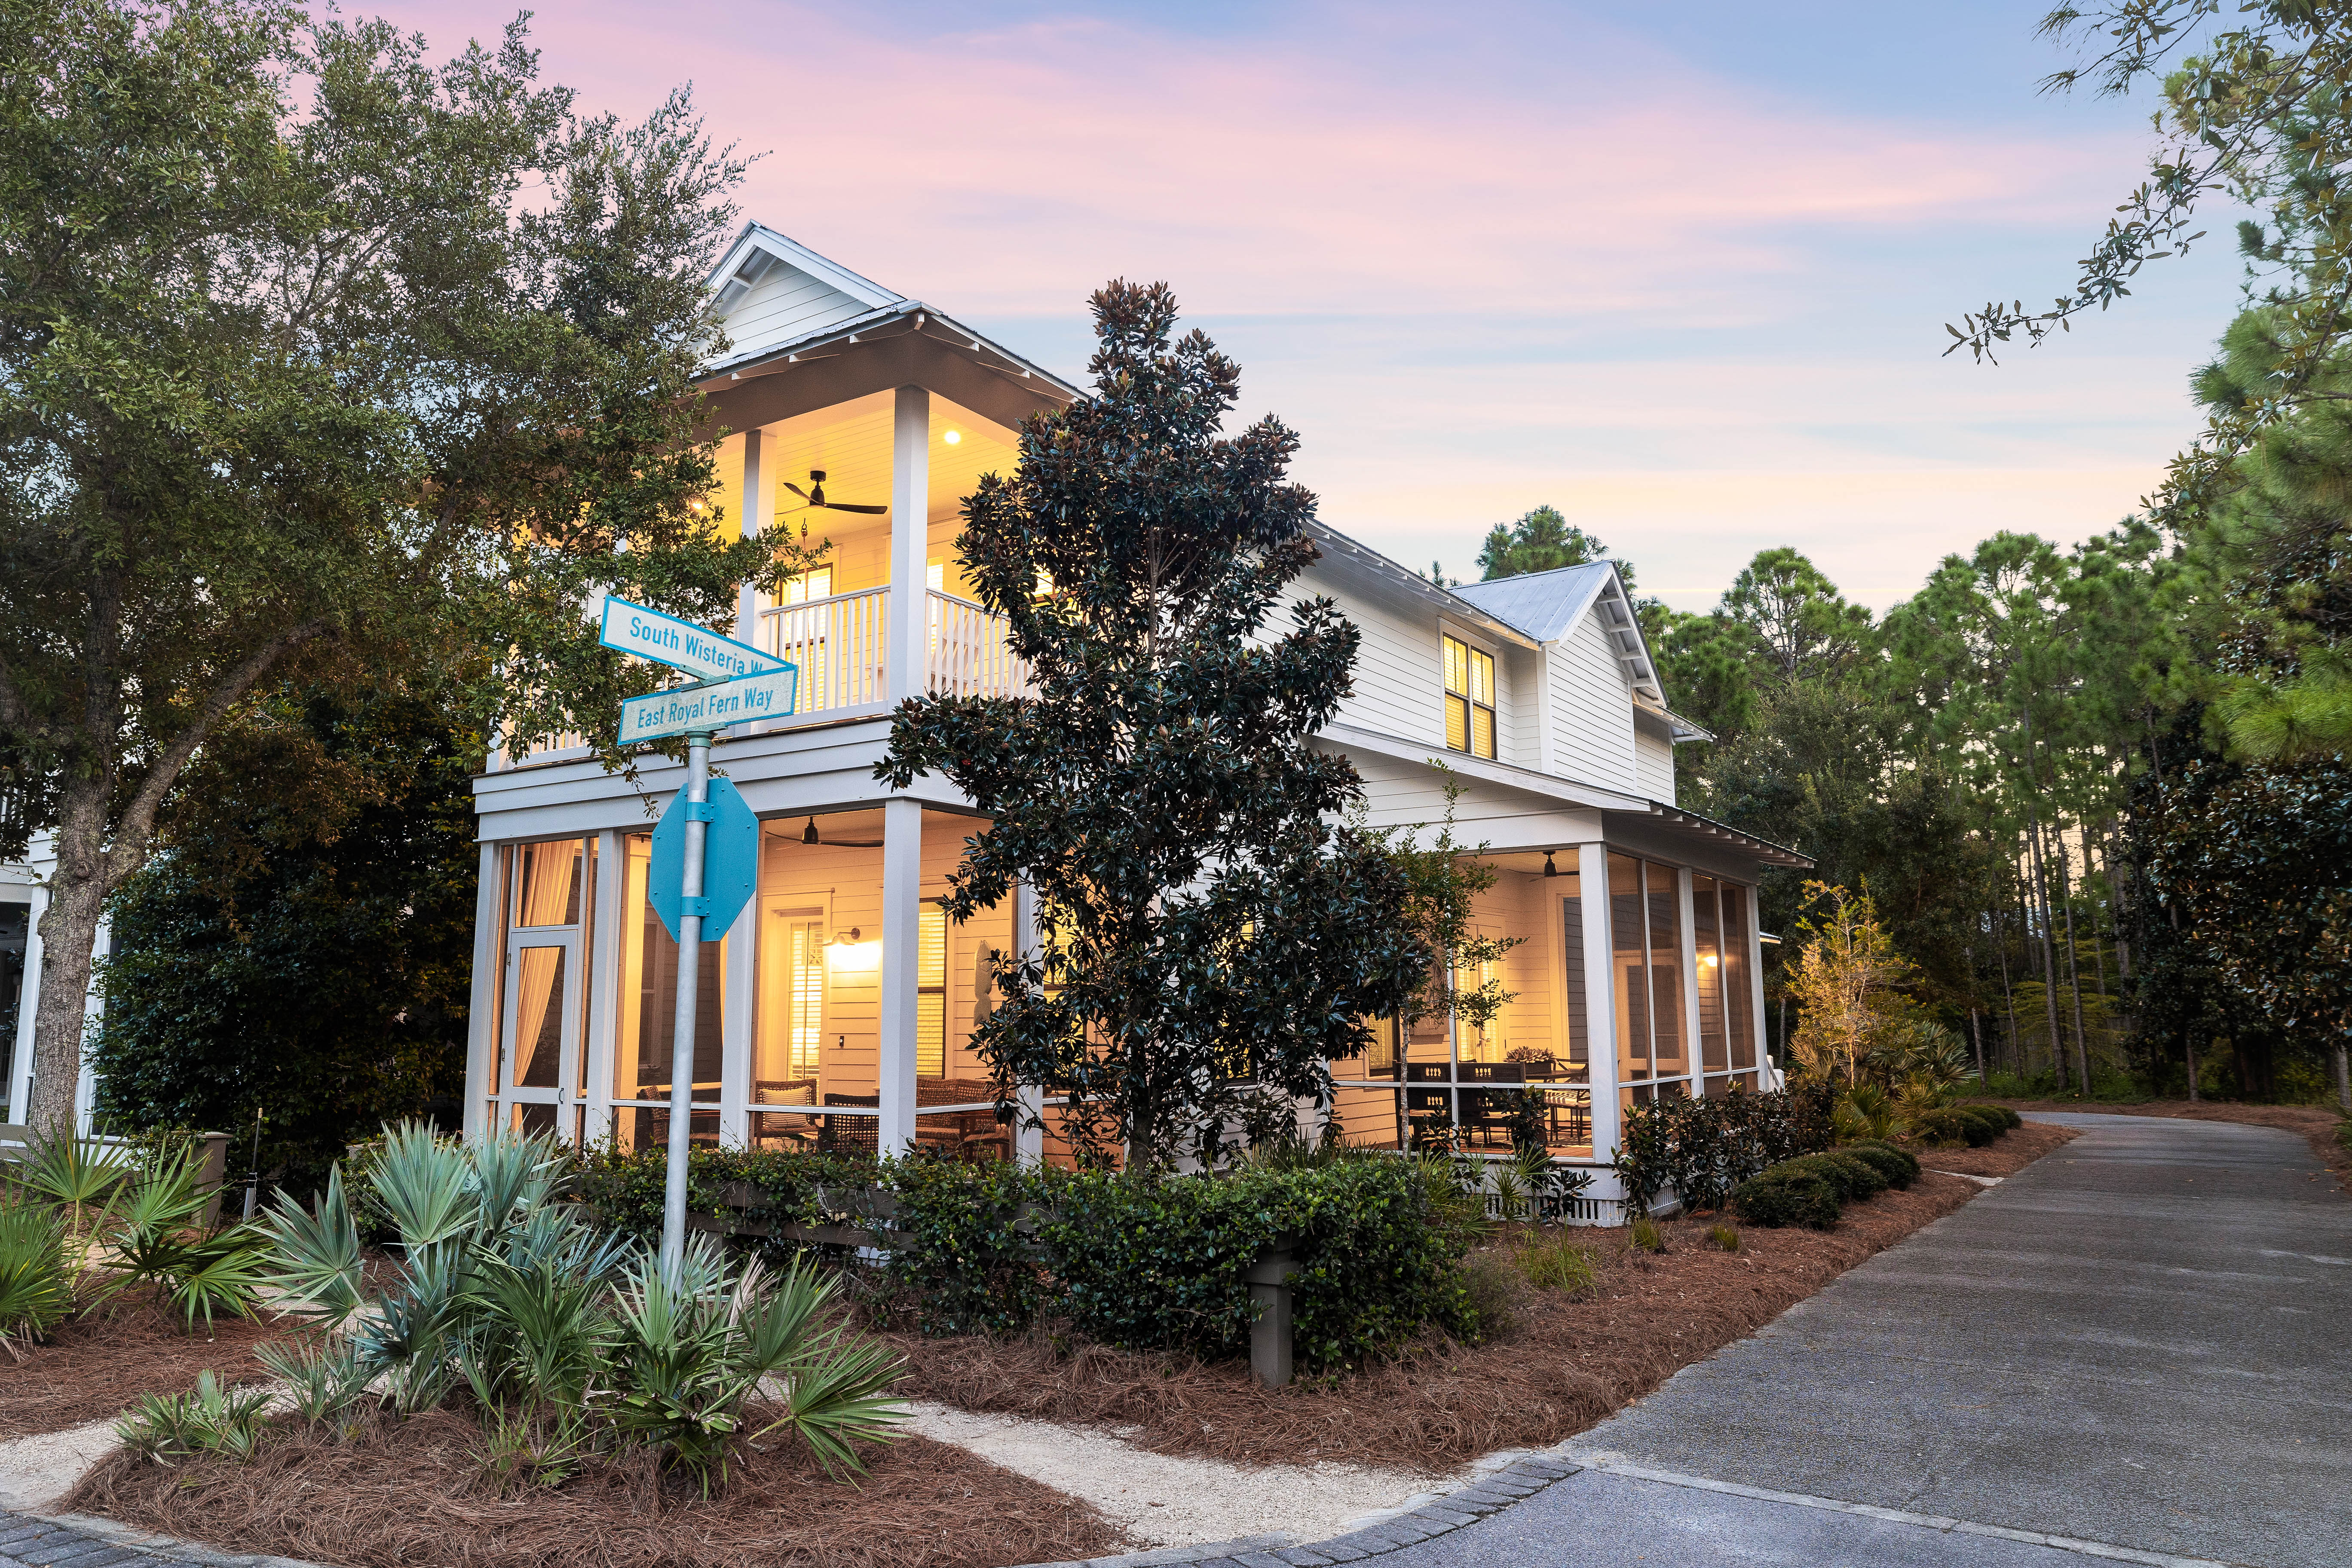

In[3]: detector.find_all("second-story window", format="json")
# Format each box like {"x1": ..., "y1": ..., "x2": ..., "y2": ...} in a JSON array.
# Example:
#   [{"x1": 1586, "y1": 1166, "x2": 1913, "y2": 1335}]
[{"x1": 1443, "y1": 634, "x2": 1496, "y2": 759}]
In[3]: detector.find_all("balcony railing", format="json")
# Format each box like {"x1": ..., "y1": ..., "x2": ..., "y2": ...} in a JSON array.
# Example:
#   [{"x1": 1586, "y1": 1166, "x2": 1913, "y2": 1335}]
[
  {"x1": 926, "y1": 588, "x2": 1033, "y2": 700},
  {"x1": 498, "y1": 586, "x2": 1032, "y2": 769},
  {"x1": 765, "y1": 584, "x2": 890, "y2": 713}
]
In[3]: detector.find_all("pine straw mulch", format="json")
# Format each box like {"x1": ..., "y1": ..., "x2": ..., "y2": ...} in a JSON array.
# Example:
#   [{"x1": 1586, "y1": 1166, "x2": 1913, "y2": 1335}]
[
  {"x1": 66, "y1": 1406, "x2": 1129, "y2": 1568},
  {"x1": 1993, "y1": 1097, "x2": 2350, "y2": 1189},
  {"x1": 884, "y1": 1123, "x2": 2079, "y2": 1476},
  {"x1": 0, "y1": 1302, "x2": 300, "y2": 1441}
]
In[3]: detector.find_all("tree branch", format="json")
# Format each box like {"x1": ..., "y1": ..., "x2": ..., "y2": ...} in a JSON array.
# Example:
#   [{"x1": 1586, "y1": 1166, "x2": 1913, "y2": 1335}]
[{"x1": 101, "y1": 619, "x2": 334, "y2": 891}]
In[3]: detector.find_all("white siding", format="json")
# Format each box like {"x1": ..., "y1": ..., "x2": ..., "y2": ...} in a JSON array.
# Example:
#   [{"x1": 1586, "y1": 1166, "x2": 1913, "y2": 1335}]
[
  {"x1": 1633, "y1": 720, "x2": 1677, "y2": 803},
  {"x1": 1550, "y1": 609, "x2": 1639, "y2": 793},
  {"x1": 721, "y1": 263, "x2": 877, "y2": 363},
  {"x1": 1300, "y1": 567, "x2": 1448, "y2": 751}
]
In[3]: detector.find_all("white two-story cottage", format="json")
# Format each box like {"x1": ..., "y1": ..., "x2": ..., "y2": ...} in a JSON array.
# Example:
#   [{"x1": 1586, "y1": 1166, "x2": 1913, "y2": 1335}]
[{"x1": 461, "y1": 224, "x2": 1807, "y2": 1212}]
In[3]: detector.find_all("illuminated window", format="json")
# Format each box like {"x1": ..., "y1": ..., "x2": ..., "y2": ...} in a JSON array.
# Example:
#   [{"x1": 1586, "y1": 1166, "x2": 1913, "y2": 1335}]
[
  {"x1": 918, "y1": 906, "x2": 946, "y2": 1078},
  {"x1": 1442, "y1": 635, "x2": 1496, "y2": 759},
  {"x1": 780, "y1": 567, "x2": 833, "y2": 604},
  {"x1": 784, "y1": 916, "x2": 824, "y2": 1076}
]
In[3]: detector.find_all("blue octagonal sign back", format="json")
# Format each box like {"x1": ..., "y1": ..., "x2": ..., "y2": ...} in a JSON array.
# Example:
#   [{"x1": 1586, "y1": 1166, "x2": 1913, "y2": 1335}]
[{"x1": 649, "y1": 775, "x2": 758, "y2": 942}]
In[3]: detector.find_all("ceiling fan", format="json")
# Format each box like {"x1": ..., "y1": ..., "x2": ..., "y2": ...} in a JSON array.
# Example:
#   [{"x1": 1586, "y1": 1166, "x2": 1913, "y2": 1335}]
[
  {"x1": 800, "y1": 816, "x2": 883, "y2": 848},
  {"x1": 782, "y1": 469, "x2": 886, "y2": 515}
]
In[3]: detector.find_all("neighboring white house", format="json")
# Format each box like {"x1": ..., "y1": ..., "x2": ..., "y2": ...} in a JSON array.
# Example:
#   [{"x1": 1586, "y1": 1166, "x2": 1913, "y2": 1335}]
[
  {"x1": 1, "y1": 833, "x2": 106, "y2": 1129},
  {"x1": 463, "y1": 224, "x2": 1810, "y2": 1212}
]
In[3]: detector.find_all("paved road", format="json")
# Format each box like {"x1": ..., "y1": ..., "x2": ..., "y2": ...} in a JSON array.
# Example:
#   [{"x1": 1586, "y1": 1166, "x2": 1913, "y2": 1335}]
[{"x1": 1392, "y1": 1112, "x2": 2351, "y2": 1568}]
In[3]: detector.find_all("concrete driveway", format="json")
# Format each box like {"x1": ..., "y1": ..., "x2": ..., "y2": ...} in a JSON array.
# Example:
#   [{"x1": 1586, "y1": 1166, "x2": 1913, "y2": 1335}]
[{"x1": 1386, "y1": 1112, "x2": 2350, "y2": 1568}]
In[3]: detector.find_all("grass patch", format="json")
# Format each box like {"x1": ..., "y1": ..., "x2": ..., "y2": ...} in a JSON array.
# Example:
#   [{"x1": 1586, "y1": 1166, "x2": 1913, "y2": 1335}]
[
  {"x1": 1706, "y1": 1224, "x2": 1740, "y2": 1253},
  {"x1": 1627, "y1": 1214, "x2": 1665, "y2": 1254},
  {"x1": 1512, "y1": 1232, "x2": 1599, "y2": 1295}
]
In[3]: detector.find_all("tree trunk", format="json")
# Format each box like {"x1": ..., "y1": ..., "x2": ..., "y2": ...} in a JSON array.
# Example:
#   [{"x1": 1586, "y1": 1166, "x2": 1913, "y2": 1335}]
[
  {"x1": 2024, "y1": 815, "x2": 2068, "y2": 1091},
  {"x1": 1998, "y1": 897, "x2": 2019, "y2": 1078},
  {"x1": 25, "y1": 786, "x2": 111, "y2": 1133},
  {"x1": 2055, "y1": 832, "x2": 2091, "y2": 1093},
  {"x1": 1969, "y1": 1005, "x2": 1984, "y2": 1081},
  {"x1": 2333, "y1": 1043, "x2": 2349, "y2": 1115},
  {"x1": 2186, "y1": 1025, "x2": 2200, "y2": 1102}
]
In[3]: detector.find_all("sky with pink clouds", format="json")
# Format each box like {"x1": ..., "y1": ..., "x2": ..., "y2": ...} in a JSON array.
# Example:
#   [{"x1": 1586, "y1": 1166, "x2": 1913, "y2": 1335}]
[{"x1": 372, "y1": 0, "x2": 2249, "y2": 611}]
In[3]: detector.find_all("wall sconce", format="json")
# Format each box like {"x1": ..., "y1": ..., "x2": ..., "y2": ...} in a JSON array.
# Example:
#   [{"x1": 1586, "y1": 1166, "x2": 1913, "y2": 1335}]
[{"x1": 826, "y1": 927, "x2": 880, "y2": 969}]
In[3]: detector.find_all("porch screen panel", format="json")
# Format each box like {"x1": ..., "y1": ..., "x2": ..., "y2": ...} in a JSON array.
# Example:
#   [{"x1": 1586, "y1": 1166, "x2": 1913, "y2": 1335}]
[
  {"x1": 613, "y1": 833, "x2": 724, "y2": 1106},
  {"x1": 514, "y1": 840, "x2": 582, "y2": 928},
  {"x1": 1724, "y1": 882, "x2": 1756, "y2": 1069},
  {"x1": 1645, "y1": 861, "x2": 1686, "y2": 1080},
  {"x1": 1693, "y1": 874, "x2": 1727, "y2": 1071},
  {"x1": 510, "y1": 947, "x2": 565, "y2": 1089},
  {"x1": 1559, "y1": 874, "x2": 1587, "y2": 1074},
  {"x1": 1608, "y1": 853, "x2": 1650, "y2": 1081}
]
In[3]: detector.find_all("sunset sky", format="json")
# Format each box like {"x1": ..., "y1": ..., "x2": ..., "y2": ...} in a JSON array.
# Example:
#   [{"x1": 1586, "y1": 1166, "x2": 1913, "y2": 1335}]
[{"x1": 375, "y1": 0, "x2": 2248, "y2": 610}]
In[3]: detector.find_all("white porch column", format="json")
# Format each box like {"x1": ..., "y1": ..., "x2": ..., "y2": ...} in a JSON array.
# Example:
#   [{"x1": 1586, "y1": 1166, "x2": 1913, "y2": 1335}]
[
  {"x1": 1746, "y1": 884, "x2": 1775, "y2": 1088},
  {"x1": 73, "y1": 911, "x2": 107, "y2": 1131},
  {"x1": 877, "y1": 798, "x2": 924, "y2": 1154},
  {"x1": 582, "y1": 829, "x2": 625, "y2": 1145},
  {"x1": 1577, "y1": 842, "x2": 1619, "y2": 1163},
  {"x1": 720, "y1": 893, "x2": 757, "y2": 1148},
  {"x1": 734, "y1": 427, "x2": 768, "y2": 645},
  {"x1": 464, "y1": 842, "x2": 502, "y2": 1141},
  {"x1": 1012, "y1": 879, "x2": 1044, "y2": 1166},
  {"x1": 6, "y1": 886, "x2": 43, "y2": 1123},
  {"x1": 887, "y1": 386, "x2": 930, "y2": 702},
  {"x1": 1678, "y1": 867, "x2": 1702, "y2": 1090}
]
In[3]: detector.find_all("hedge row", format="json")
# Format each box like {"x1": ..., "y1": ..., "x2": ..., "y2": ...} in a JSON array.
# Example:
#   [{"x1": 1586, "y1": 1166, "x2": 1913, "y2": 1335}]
[
  {"x1": 573, "y1": 1145, "x2": 1474, "y2": 1372},
  {"x1": 1726, "y1": 1138, "x2": 1921, "y2": 1230},
  {"x1": 1614, "y1": 1081, "x2": 1837, "y2": 1213},
  {"x1": 1914, "y1": 1103, "x2": 2018, "y2": 1148}
]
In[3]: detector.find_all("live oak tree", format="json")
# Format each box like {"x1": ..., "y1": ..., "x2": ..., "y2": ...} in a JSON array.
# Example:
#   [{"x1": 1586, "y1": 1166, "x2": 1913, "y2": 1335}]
[
  {"x1": 875, "y1": 282, "x2": 1427, "y2": 1167},
  {"x1": 0, "y1": 0, "x2": 790, "y2": 1130}
]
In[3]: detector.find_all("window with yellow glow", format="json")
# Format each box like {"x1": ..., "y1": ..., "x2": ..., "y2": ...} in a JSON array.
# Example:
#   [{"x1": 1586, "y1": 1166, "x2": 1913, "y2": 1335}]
[
  {"x1": 1442, "y1": 635, "x2": 1496, "y2": 759},
  {"x1": 918, "y1": 906, "x2": 946, "y2": 1078}
]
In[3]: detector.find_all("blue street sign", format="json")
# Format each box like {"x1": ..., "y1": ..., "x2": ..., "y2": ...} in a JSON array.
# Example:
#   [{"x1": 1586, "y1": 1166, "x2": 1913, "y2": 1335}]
[
  {"x1": 600, "y1": 596, "x2": 786, "y2": 681},
  {"x1": 648, "y1": 776, "x2": 759, "y2": 941},
  {"x1": 618, "y1": 666, "x2": 798, "y2": 746}
]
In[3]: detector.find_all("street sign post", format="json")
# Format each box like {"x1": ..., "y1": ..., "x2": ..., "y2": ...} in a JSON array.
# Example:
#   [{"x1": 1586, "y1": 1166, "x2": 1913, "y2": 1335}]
[{"x1": 597, "y1": 599, "x2": 797, "y2": 1274}]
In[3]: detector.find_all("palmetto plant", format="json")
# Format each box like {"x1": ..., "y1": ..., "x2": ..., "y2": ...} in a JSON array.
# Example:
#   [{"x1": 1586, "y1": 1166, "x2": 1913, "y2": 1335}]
[
  {"x1": 118, "y1": 1370, "x2": 273, "y2": 1464},
  {"x1": 16, "y1": 1129, "x2": 134, "y2": 1238},
  {"x1": 87, "y1": 1144, "x2": 266, "y2": 1331},
  {"x1": 259, "y1": 1121, "x2": 908, "y2": 1486},
  {"x1": 0, "y1": 1188, "x2": 73, "y2": 1359}
]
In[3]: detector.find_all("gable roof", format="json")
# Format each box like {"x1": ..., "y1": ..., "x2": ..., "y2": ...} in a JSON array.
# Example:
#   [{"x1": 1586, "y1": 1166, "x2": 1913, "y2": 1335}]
[
  {"x1": 1450, "y1": 561, "x2": 1665, "y2": 704},
  {"x1": 699, "y1": 223, "x2": 1082, "y2": 400}
]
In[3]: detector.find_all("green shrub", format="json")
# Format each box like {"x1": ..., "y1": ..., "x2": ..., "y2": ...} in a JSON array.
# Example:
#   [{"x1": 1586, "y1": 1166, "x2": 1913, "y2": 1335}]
[
  {"x1": 1728, "y1": 1170, "x2": 1840, "y2": 1229},
  {"x1": 1613, "y1": 1081, "x2": 1836, "y2": 1212},
  {"x1": 1959, "y1": 1103, "x2": 2023, "y2": 1131},
  {"x1": 1845, "y1": 1140, "x2": 1920, "y2": 1189},
  {"x1": 1783, "y1": 1151, "x2": 1886, "y2": 1203},
  {"x1": 1041, "y1": 1158, "x2": 1470, "y2": 1369},
  {"x1": 1512, "y1": 1232, "x2": 1598, "y2": 1295},
  {"x1": 1911, "y1": 1108, "x2": 1976, "y2": 1148},
  {"x1": 585, "y1": 1142, "x2": 1473, "y2": 1373},
  {"x1": 0, "y1": 1189, "x2": 73, "y2": 1346},
  {"x1": 1458, "y1": 1251, "x2": 1520, "y2": 1340},
  {"x1": 1951, "y1": 1106, "x2": 2004, "y2": 1143}
]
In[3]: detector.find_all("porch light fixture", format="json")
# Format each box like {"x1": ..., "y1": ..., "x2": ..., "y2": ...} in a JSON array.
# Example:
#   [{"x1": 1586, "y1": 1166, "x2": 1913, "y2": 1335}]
[
  {"x1": 943, "y1": 429, "x2": 961, "y2": 445},
  {"x1": 827, "y1": 928, "x2": 880, "y2": 969},
  {"x1": 802, "y1": 816, "x2": 820, "y2": 845},
  {"x1": 1543, "y1": 851, "x2": 1559, "y2": 878}
]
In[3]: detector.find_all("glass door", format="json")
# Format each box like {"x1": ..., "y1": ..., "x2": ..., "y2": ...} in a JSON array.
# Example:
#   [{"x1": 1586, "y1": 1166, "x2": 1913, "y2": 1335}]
[{"x1": 501, "y1": 931, "x2": 579, "y2": 1137}]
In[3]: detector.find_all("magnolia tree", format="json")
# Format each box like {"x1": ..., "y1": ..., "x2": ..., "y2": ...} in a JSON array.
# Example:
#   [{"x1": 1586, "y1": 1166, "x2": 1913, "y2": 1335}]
[
  {"x1": 0, "y1": 1, "x2": 802, "y2": 1129},
  {"x1": 876, "y1": 282, "x2": 1427, "y2": 1167}
]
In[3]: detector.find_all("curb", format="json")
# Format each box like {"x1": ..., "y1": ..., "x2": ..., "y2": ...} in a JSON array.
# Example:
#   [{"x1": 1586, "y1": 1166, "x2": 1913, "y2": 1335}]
[
  {"x1": 1021, "y1": 1451, "x2": 1583, "y2": 1568},
  {"x1": 0, "y1": 1509, "x2": 334, "y2": 1568}
]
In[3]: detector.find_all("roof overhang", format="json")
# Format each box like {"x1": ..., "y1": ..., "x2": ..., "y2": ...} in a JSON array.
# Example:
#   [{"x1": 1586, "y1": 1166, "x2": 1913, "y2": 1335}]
[
  {"x1": 1305, "y1": 523, "x2": 1542, "y2": 652},
  {"x1": 694, "y1": 306, "x2": 1082, "y2": 439}
]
